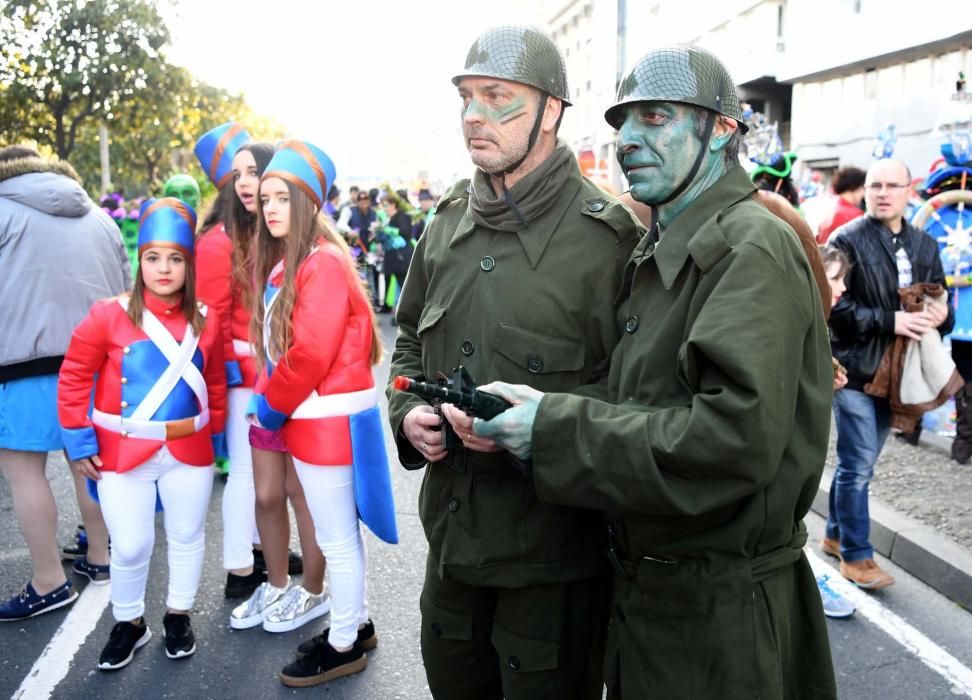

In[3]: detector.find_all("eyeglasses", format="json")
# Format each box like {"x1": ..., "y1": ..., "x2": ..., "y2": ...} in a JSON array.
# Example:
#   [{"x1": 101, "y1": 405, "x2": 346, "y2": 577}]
[{"x1": 865, "y1": 182, "x2": 908, "y2": 193}]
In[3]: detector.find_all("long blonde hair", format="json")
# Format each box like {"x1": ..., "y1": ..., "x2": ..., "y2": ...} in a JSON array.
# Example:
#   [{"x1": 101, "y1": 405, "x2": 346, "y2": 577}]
[{"x1": 250, "y1": 179, "x2": 382, "y2": 371}]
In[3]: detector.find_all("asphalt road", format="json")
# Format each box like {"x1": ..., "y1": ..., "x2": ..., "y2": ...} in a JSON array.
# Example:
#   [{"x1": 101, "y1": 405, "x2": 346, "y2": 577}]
[{"x1": 2, "y1": 317, "x2": 971, "y2": 699}]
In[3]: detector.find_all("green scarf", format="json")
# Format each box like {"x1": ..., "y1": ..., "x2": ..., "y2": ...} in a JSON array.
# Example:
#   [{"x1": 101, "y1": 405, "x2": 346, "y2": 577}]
[{"x1": 468, "y1": 140, "x2": 574, "y2": 232}]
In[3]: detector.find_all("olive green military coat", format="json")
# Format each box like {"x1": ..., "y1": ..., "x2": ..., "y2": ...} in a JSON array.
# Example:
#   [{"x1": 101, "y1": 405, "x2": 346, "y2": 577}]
[
  {"x1": 533, "y1": 167, "x2": 837, "y2": 699},
  {"x1": 386, "y1": 164, "x2": 642, "y2": 588}
]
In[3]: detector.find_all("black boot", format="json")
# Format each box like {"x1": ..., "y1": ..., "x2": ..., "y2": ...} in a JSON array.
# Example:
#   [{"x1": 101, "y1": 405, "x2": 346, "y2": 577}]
[{"x1": 952, "y1": 383, "x2": 972, "y2": 464}]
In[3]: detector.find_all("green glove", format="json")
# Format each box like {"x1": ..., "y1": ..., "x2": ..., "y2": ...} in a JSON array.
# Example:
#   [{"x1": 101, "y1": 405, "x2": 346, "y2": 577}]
[{"x1": 473, "y1": 382, "x2": 543, "y2": 460}]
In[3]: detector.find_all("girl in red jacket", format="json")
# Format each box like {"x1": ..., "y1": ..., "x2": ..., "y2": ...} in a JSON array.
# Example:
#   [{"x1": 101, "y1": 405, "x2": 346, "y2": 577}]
[
  {"x1": 194, "y1": 124, "x2": 326, "y2": 632},
  {"x1": 248, "y1": 140, "x2": 398, "y2": 687},
  {"x1": 58, "y1": 198, "x2": 226, "y2": 671}
]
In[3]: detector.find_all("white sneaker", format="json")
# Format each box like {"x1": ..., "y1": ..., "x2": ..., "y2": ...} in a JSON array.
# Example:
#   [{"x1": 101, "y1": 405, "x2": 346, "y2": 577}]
[
  {"x1": 229, "y1": 578, "x2": 290, "y2": 630},
  {"x1": 262, "y1": 585, "x2": 331, "y2": 633}
]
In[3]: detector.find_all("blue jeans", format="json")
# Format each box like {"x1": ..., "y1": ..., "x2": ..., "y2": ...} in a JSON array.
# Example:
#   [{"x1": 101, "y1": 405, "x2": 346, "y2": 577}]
[{"x1": 825, "y1": 388, "x2": 890, "y2": 562}]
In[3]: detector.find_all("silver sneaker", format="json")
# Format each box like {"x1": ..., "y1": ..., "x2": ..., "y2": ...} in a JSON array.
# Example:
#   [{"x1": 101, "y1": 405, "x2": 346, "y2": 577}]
[
  {"x1": 262, "y1": 585, "x2": 331, "y2": 633},
  {"x1": 229, "y1": 578, "x2": 290, "y2": 630}
]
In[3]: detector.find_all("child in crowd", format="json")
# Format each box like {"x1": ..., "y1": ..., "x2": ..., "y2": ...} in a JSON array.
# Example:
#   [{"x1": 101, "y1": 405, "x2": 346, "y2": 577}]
[
  {"x1": 194, "y1": 123, "x2": 328, "y2": 632},
  {"x1": 58, "y1": 198, "x2": 226, "y2": 670},
  {"x1": 816, "y1": 244, "x2": 855, "y2": 619},
  {"x1": 249, "y1": 140, "x2": 397, "y2": 686}
]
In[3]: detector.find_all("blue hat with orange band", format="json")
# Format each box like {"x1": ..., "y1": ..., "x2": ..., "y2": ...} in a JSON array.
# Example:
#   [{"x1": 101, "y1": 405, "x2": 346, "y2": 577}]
[
  {"x1": 261, "y1": 140, "x2": 336, "y2": 208},
  {"x1": 194, "y1": 122, "x2": 252, "y2": 189},
  {"x1": 137, "y1": 197, "x2": 197, "y2": 258}
]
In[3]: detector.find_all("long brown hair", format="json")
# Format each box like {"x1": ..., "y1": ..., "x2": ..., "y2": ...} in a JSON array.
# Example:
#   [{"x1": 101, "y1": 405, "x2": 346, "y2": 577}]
[
  {"x1": 126, "y1": 250, "x2": 205, "y2": 335},
  {"x1": 250, "y1": 179, "x2": 382, "y2": 372},
  {"x1": 225, "y1": 143, "x2": 275, "y2": 309}
]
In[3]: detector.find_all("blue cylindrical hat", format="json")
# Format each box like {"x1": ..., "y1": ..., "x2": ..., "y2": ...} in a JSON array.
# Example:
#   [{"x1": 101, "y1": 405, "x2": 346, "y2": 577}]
[
  {"x1": 262, "y1": 140, "x2": 336, "y2": 208},
  {"x1": 194, "y1": 122, "x2": 252, "y2": 188},
  {"x1": 137, "y1": 197, "x2": 197, "y2": 257}
]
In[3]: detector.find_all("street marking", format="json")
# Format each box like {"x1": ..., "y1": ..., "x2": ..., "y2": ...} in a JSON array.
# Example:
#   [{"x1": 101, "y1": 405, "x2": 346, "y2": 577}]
[
  {"x1": 12, "y1": 583, "x2": 110, "y2": 700},
  {"x1": 807, "y1": 550, "x2": 972, "y2": 698}
]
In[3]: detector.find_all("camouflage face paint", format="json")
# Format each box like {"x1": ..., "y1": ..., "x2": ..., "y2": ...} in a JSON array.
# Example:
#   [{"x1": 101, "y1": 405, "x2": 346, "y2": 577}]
[{"x1": 462, "y1": 94, "x2": 530, "y2": 125}]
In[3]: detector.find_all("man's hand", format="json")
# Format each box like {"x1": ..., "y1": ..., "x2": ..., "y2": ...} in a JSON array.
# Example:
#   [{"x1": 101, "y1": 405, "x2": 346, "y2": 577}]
[
  {"x1": 472, "y1": 382, "x2": 543, "y2": 460},
  {"x1": 402, "y1": 405, "x2": 448, "y2": 462},
  {"x1": 894, "y1": 310, "x2": 935, "y2": 340},
  {"x1": 72, "y1": 454, "x2": 103, "y2": 481},
  {"x1": 440, "y1": 403, "x2": 500, "y2": 453}
]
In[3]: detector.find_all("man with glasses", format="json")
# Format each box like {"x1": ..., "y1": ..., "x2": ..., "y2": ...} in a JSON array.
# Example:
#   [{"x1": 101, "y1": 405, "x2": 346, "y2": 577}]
[{"x1": 825, "y1": 158, "x2": 952, "y2": 589}]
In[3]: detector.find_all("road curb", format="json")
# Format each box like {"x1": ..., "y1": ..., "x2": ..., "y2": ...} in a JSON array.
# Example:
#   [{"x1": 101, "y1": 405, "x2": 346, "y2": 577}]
[{"x1": 812, "y1": 432, "x2": 972, "y2": 611}]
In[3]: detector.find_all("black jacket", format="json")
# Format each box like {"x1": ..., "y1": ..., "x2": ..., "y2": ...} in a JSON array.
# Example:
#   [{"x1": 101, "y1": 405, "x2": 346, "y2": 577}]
[{"x1": 829, "y1": 215, "x2": 953, "y2": 386}]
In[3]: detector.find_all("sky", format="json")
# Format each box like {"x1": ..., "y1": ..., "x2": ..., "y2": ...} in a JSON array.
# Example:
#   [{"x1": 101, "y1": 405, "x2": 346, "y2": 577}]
[{"x1": 160, "y1": 0, "x2": 542, "y2": 190}]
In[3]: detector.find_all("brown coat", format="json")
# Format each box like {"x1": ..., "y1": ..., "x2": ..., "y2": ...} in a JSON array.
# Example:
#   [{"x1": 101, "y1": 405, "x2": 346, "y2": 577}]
[{"x1": 865, "y1": 283, "x2": 964, "y2": 430}]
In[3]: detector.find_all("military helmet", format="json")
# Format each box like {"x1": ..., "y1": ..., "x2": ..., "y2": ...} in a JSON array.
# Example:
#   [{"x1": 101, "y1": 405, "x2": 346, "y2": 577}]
[
  {"x1": 452, "y1": 25, "x2": 571, "y2": 106},
  {"x1": 604, "y1": 45, "x2": 746, "y2": 133}
]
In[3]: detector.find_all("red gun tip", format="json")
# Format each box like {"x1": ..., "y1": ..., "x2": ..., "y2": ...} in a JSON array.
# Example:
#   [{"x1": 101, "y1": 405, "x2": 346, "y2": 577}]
[{"x1": 392, "y1": 376, "x2": 411, "y2": 391}]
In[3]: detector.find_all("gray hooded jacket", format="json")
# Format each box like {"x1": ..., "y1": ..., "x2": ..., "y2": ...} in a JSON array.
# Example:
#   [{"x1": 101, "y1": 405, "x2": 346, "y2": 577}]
[{"x1": 0, "y1": 156, "x2": 131, "y2": 380}]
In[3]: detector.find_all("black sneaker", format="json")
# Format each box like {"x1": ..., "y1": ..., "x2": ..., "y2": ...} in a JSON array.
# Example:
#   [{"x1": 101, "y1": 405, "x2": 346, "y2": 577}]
[
  {"x1": 296, "y1": 619, "x2": 377, "y2": 658},
  {"x1": 279, "y1": 641, "x2": 367, "y2": 688},
  {"x1": 163, "y1": 612, "x2": 196, "y2": 659},
  {"x1": 224, "y1": 568, "x2": 267, "y2": 599},
  {"x1": 98, "y1": 620, "x2": 152, "y2": 671},
  {"x1": 253, "y1": 548, "x2": 303, "y2": 576}
]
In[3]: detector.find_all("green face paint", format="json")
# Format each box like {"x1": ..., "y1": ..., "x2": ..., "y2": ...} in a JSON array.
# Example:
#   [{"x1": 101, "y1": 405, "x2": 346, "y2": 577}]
[
  {"x1": 616, "y1": 101, "x2": 701, "y2": 206},
  {"x1": 461, "y1": 93, "x2": 530, "y2": 126}
]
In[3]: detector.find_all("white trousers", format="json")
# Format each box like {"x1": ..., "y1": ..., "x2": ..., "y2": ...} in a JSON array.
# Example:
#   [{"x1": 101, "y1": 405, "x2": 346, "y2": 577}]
[
  {"x1": 97, "y1": 446, "x2": 213, "y2": 621},
  {"x1": 293, "y1": 460, "x2": 368, "y2": 648},
  {"x1": 222, "y1": 386, "x2": 259, "y2": 569}
]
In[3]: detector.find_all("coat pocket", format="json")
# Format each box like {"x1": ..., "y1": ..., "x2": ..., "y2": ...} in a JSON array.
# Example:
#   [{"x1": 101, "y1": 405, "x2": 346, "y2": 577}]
[
  {"x1": 629, "y1": 556, "x2": 758, "y2": 699},
  {"x1": 417, "y1": 302, "x2": 447, "y2": 379},
  {"x1": 491, "y1": 618, "x2": 560, "y2": 700},
  {"x1": 494, "y1": 323, "x2": 586, "y2": 387},
  {"x1": 419, "y1": 592, "x2": 473, "y2": 641}
]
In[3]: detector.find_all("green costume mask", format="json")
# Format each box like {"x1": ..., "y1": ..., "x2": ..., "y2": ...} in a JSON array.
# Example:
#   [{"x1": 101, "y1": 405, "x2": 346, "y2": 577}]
[{"x1": 162, "y1": 174, "x2": 201, "y2": 211}]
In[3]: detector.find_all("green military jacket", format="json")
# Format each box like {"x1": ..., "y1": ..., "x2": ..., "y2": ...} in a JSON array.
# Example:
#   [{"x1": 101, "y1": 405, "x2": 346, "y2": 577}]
[
  {"x1": 386, "y1": 163, "x2": 642, "y2": 588},
  {"x1": 533, "y1": 167, "x2": 836, "y2": 698}
]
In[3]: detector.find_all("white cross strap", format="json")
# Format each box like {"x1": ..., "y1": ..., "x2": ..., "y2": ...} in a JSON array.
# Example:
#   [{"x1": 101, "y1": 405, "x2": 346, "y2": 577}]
[{"x1": 117, "y1": 298, "x2": 209, "y2": 420}]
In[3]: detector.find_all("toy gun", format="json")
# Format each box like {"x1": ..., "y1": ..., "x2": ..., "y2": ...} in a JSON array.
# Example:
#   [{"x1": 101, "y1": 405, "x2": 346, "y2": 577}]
[{"x1": 392, "y1": 366, "x2": 512, "y2": 452}]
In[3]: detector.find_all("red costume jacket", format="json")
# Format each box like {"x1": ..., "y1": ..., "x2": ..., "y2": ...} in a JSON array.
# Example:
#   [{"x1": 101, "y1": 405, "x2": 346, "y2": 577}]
[
  {"x1": 58, "y1": 291, "x2": 227, "y2": 473},
  {"x1": 196, "y1": 223, "x2": 257, "y2": 387},
  {"x1": 252, "y1": 240, "x2": 376, "y2": 465}
]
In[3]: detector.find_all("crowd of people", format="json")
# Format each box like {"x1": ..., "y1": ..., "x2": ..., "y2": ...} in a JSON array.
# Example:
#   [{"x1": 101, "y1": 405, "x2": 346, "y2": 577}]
[{"x1": 0, "y1": 21, "x2": 963, "y2": 699}]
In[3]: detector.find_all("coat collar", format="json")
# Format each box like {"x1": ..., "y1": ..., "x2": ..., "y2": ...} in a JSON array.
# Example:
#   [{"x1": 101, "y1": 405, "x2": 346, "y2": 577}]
[
  {"x1": 645, "y1": 166, "x2": 756, "y2": 289},
  {"x1": 142, "y1": 289, "x2": 184, "y2": 316},
  {"x1": 0, "y1": 156, "x2": 81, "y2": 185},
  {"x1": 449, "y1": 175, "x2": 583, "y2": 270}
]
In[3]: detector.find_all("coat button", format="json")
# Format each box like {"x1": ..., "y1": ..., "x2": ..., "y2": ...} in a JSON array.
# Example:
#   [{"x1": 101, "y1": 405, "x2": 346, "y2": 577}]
[
  {"x1": 509, "y1": 656, "x2": 521, "y2": 671},
  {"x1": 430, "y1": 622, "x2": 442, "y2": 637},
  {"x1": 120, "y1": 401, "x2": 129, "y2": 409},
  {"x1": 480, "y1": 256, "x2": 495, "y2": 272},
  {"x1": 589, "y1": 199, "x2": 605, "y2": 212},
  {"x1": 121, "y1": 377, "x2": 128, "y2": 384},
  {"x1": 526, "y1": 355, "x2": 543, "y2": 374},
  {"x1": 123, "y1": 346, "x2": 131, "y2": 354},
  {"x1": 625, "y1": 315, "x2": 639, "y2": 333},
  {"x1": 460, "y1": 340, "x2": 475, "y2": 356},
  {"x1": 448, "y1": 498, "x2": 460, "y2": 513}
]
